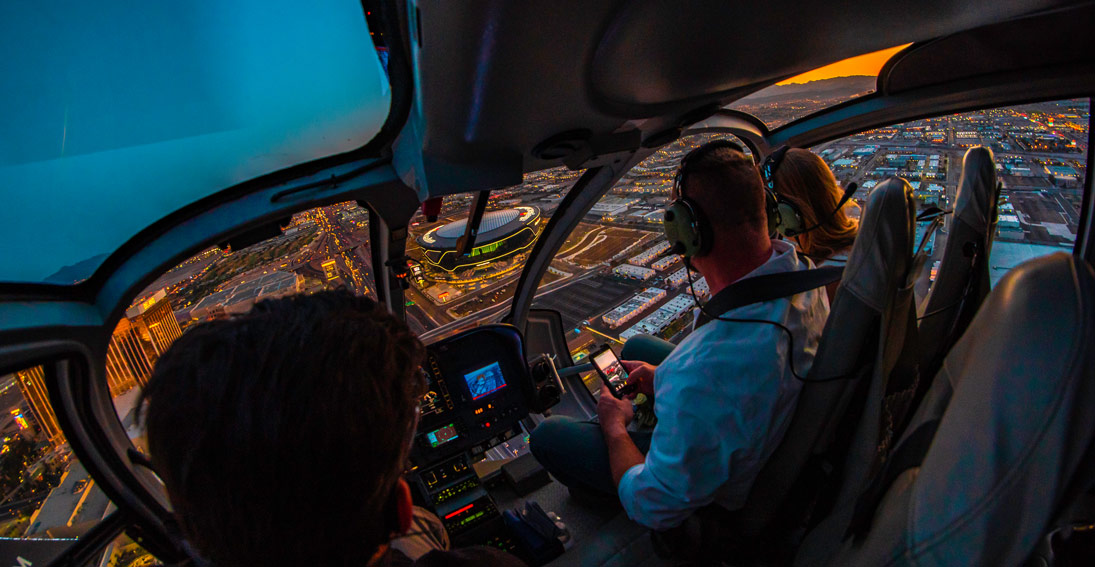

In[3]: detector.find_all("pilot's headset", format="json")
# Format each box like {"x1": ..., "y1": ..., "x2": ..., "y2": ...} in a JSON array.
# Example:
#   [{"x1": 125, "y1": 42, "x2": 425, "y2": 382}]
[{"x1": 663, "y1": 139, "x2": 748, "y2": 258}]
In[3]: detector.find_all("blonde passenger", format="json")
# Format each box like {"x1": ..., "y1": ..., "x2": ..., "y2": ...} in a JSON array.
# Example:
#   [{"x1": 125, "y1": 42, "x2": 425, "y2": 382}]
[
  {"x1": 771, "y1": 149, "x2": 859, "y2": 302},
  {"x1": 773, "y1": 148, "x2": 859, "y2": 262}
]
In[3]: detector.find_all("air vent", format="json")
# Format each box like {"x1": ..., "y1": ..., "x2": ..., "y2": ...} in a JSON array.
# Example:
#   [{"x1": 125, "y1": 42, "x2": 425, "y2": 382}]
[{"x1": 531, "y1": 129, "x2": 593, "y2": 160}]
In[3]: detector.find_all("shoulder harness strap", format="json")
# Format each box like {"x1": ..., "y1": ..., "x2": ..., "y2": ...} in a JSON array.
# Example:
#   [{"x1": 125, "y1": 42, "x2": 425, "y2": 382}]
[{"x1": 695, "y1": 266, "x2": 843, "y2": 329}]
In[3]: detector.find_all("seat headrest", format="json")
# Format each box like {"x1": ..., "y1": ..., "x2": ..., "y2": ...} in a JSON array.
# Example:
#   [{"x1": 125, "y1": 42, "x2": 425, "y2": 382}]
[
  {"x1": 841, "y1": 177, "x2": 917, "y2": 312},
  {"x1": 954, "y1": 146, "x2": 997, "y2": 228},
  {"x1": 911, "y1": 253, "x2": 1095, "y2": 561}
]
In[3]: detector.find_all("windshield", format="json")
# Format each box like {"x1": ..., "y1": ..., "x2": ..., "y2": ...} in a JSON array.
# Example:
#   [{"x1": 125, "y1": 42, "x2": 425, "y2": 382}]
[
  {"x1": 728, "y1": 44, "x2": 908, "y2": 129},
  {"x1": 407, "y1": 168, "x2": 585, "y2": 342},
  {"x1": 0, "y1": 1, "x2": 391, "y2": 284},
  {"x1": 811, "y1": 99, "x2": 1089, "y2": 295}
]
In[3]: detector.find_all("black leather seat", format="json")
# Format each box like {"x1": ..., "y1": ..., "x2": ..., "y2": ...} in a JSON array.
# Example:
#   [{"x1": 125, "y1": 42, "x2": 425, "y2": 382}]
[{"x1": 801, "y1": 253, "x2": 1095, "y2": 566}]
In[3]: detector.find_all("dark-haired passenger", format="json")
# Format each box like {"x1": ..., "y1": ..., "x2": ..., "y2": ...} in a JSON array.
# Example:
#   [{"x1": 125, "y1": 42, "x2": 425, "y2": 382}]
[
  {"x1": 529, "y1": 143, "x2": 829, "y2": 530},
  {"x1": 770, "y1": 148, "x2": 859, "y2": 302},
  {"x1": 139, "y1": 290, "x2": 524, "y2": 567}
]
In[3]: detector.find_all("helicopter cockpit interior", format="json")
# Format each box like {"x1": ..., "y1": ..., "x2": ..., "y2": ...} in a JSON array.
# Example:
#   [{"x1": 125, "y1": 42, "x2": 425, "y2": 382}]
[{"x1": 1, "y1": 1, "x2": 1093, "y2": 565}]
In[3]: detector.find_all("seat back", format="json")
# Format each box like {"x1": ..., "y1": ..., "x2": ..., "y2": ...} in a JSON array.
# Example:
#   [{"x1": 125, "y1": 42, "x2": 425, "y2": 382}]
[
  {"x1": 819, "y1": 253, "x2": 1095, "y2": 566},
  {"x1": 787, "y1": 178, "x2": 931, "y2": 565},
  {"x1": 914, "y1": 147, "x2": 999, "y2": 416},
  {"x1": 656, "y1": 177, "x2": 918, "y2": 565}
]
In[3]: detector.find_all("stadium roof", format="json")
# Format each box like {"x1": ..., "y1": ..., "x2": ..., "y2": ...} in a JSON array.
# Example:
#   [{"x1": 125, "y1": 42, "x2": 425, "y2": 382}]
[
  {"x1": 419, "y1": 207, "x2": 539, "y2": 249},
  {"x1": 437, "y1": 209, "x2": 520, "y2": 239}
]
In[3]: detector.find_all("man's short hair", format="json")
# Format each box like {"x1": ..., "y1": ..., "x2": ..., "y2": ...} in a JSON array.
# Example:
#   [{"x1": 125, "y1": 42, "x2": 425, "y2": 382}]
[
  {"x1": 139, "y1": 290, "x2": 426, "y2": 567},
  {"x1": 678, "y1": 144, "x2": 768, "y2": 235}
]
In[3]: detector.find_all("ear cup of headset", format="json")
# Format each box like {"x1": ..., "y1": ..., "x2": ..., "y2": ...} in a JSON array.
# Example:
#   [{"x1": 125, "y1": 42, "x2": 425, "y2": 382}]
[
  {"x1": 761, "y1": 146, "x2": 809, "y2": 238},
  {"x1": 663, "y1": 198, "x2": 710, "y2": 258},
  {"x1": 663, "y1": 201, "x2": 699, "y2": 257},
  {"x1": 765, "y1": 194, "x2": 807, "y2": 238},
  {"x1": 776, "y1": 200, "x2": 805, "y2": 237},
  {"x1": 691, "y1": 199, "x2": 713, "y2": 257},
  {"x1": 765, "y1": 190, "x2": 781, "y2": 238}
]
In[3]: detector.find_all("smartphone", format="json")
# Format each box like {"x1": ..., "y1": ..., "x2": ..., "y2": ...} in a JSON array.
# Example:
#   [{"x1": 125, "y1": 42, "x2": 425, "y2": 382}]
[{"x1": 591, "y1": 344, "x2": 632, "y2": 399}]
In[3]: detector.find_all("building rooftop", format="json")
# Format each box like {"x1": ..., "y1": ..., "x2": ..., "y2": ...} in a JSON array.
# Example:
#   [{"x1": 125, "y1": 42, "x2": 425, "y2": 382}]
[
  {"x1": 436, "y1": 209, "x2": 519, "y2": 238},
  {"x1": 189, "y1": 271, "x2": 301, "y2": 318},
  {"x1": 419, "y1": 206, "x2": 539, "y2": 249}
]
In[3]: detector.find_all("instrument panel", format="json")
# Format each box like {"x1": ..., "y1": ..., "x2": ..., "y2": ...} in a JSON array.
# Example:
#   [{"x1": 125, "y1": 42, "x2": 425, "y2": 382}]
[{"x1": 410, "y1": 325, "x2": 533, "y2": 468}]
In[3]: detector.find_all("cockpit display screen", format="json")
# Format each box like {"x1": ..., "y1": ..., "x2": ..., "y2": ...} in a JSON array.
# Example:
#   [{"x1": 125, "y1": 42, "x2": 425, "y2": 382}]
[
  {"x1": 463, "y1": 362, "x2": 506, "y2": 400},
  {"x1": 426, "y1": 424, "x2": 459, "y2": 448}
]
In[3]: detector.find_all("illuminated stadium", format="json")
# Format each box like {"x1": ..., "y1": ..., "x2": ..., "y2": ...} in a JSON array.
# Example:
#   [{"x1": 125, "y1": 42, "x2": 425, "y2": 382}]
[{"x1": 417, "y1": 206, "x2": 541, "y2": 274}]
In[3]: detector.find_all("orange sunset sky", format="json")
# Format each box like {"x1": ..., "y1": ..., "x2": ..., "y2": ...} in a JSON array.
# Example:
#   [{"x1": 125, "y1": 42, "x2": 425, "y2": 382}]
[{"x1": 777, "y1": 44, "x2": 910, "y2": 85}]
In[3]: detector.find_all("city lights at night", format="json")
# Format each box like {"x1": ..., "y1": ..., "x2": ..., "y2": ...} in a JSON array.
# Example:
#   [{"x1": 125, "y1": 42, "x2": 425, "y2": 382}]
[{"x1": 1, "y1": 2, "x2": 1092, "y2": 564}]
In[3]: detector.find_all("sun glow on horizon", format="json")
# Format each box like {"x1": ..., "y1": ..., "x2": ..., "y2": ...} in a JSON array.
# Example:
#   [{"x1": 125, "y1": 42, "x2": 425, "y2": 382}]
[{"x1": 777, "y1": 44, "x2": 911, "y2": 85}]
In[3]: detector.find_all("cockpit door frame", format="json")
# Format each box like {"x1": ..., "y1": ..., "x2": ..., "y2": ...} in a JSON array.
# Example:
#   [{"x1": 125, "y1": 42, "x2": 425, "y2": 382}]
[
  {"x1": 506, "y1": 152, "x2": 650, "y2": 414},
  {"x1": 360, "y1": 181, "x2": 421, "y2": 319},
  {"x1": 1076, "y1": 96, "x2": 1095, "y2": 265},
  {"x1": 508, "y1": 153, "x2": 650, "y2": 329}
]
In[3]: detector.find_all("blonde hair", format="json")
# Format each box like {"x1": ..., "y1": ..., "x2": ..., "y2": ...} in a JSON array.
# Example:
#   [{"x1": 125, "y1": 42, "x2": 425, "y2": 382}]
[{"x1": 773, "y1": 148, "x2": 859, "y2": 259}]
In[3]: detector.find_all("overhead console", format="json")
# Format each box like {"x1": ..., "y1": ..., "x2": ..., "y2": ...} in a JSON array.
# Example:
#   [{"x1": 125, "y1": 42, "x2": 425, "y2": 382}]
[{"x1": 411, "y1": 325, "x2": 534, "y2": 468}]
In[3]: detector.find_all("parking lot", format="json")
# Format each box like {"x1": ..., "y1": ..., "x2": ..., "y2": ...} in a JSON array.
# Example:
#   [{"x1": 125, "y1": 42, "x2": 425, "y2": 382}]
[{"x1": 533, "y1": 276, "x2": 639, "y2": 330}]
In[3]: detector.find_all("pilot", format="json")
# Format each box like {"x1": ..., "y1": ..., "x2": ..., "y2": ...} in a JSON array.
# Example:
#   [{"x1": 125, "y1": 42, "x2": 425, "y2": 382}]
[
  {"x1": 138, "y1": 290, "x2": 525, "y2": 567},
  {"x1": 530, "y1": 141, "x2": 829, "y2": 531},
  {"x1": 767, "y1": 148, "x2": 859, "y2": 301}
]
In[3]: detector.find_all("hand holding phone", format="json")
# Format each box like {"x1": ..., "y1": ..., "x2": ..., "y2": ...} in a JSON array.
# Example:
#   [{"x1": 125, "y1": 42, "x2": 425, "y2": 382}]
[
  {"x1": 591, "y1": 345, "x2": 633, "y2": 399},
  {"x1": 621, "y1": 360, "x2": 656, "y2": 399}
]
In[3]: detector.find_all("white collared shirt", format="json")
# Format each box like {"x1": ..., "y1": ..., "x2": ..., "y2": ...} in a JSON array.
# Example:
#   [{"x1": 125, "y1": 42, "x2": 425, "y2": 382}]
[{"x1": 618, "y1": 240, "x2": 830, "y2": 529}]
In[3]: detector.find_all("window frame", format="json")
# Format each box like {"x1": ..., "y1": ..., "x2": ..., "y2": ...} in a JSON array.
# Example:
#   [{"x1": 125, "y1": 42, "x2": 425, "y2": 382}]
[
  {"x1": 1075, "y1": 96, "x2": 1095, "y2": 264},
  {"x1": 0, "y1": 347, "x2": 178, "y2": 564}
]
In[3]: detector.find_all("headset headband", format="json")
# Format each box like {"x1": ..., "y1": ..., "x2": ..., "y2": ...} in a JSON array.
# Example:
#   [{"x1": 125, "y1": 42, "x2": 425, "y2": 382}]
[
  {"x1": 673, "y1": 139, "x2": 747, "y2": 198},
  {"x1": 665, "y1": 139, "x2": 746, "y2": 259},
  {"x1": 760, "y1": 145, "x2": 790, "y2": 192}
]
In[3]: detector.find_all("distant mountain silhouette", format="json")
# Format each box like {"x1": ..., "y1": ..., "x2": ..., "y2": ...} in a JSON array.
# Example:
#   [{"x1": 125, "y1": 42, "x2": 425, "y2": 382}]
[
  {"x1": 737, "y1": 76, "x2": 877, "y2": 105},
  {"x1": 44, "y1": 253, "x2": 108, "y2": 284}
]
